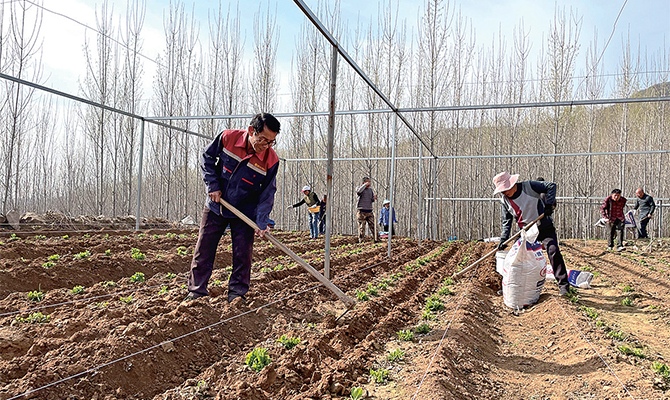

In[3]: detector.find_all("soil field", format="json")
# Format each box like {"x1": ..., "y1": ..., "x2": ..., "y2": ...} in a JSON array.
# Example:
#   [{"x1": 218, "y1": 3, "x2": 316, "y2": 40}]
[{"x1": 1, "y1": 230, "x2": 670, "y2": 399}]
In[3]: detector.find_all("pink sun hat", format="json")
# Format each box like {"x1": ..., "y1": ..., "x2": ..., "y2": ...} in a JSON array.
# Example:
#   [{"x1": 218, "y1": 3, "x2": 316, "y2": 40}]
[{"x1": 493, "y1": 172, "x2": 520, "y2": 194}]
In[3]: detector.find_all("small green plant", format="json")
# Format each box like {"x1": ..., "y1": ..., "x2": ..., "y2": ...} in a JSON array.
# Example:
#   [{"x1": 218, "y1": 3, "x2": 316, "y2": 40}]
[
  {"x1": 130, "y1": 272, "x2": 145, "y2": 283},
  {"x1": 618, "y1": 345, "x2": 645, "y2": 358},
  {"x1": 104, "y1": 249, "x2": 111, "y2": 256},
  {"x1": 355, "y1": 290, "x2": 369, "y2": 301},
  {"x1": 621, "y1": 284, "x2": 634, "y2": 293},
  {"x1": 415, "y1": 323, "x2": 431, "y2": 334},
  {"x1": 652, "y1": 361, "x2": 670, "y2": 379},
  {"x1": 62, "y1": 235, "x2": 69, "y2": 239},
  {"x1": 273, "y1": 264, "x2": 285, "y2": 271},
  {"x1": 443, "y1": 277, "x2": 454, "y2": 286},
  {"x1": 158, "y1": 286, "x2": 169, "y2": 295},
  {"x1": 437, "y1": 286, "x2": 453, "y2": 296},
  {"x1": 260, "y1": 267, "x2": 272, "y2": 273},
  {"x1": 34, "y1": 235, "x2": 47, "y2": 240},
  {"x1": 71, "y1": 285, "x2": 85, "y2": 295},
  {"x1": 131, "y1": 248, "x2": 146, "y2": 261},
  {"x1": 16, "y1": 312, "x2": 50, "y2": 323},
  {"x1": 386, "y1": 348, "x2": 405, "y2": 362},
  {"x1": 83, "y1": 234, "x2": 90, "y2": 238},
  {"x1": 48, "y1": 254, "x2": 60, "y2": 261},
  {"x1": 369, "y1": 368, "x2": 390, "y2": 384},
  {"x1": 350, "y1": 386, "x2": 364, "y2": 400},
  {"x1": 422, "y1": 310, "x2": 436, "y2": 320},
  {"x1": 166, "y1": 272, "x2": 177, "y2": 279},
  {"x1": 211, "y1": 279, "x2": 224, "y2": 286},
  {"x1": 119, "y1": 295, "x2": 134, "y2": 304},
  {"x1": 176, "y1": 246, "x2": 188, "y2": 256},
  {"x1": 578, "y1": 306, "x2": 598, "y2": 320},
  {"x1": 397, "y1": 330, "x2": 414, "y2": 341},
  {"x1": 27, "y1": 288, "x2": 44, "y2": 302},
  {"x1": 166, "y1": 232, "x2": 177, "y2": 238},
  {"x1": 138, "y1": 233, "x2": 146, "y2": 239},
  {"x1": 366, "y1": 283, "x2": 378, "y2": 297},
  {"x1": 42, "y1": 261, "x2": 55, "y2": 269},
  {"x1": 8, "y1": 233, "x2": 20, "y2": 242},
  {"x1": 622, "y1": 297, "x2": 633, "y2": 307},
  {"x1": 102, "y1": 280, "x2": 116, "y2": 287},
  {"x1": 153, "y1": 234, "x2": 160, "y2": 239},
  {"x1": 607, "y1": 330, "x2": 626, "y2": 340},
  {"x1": 425, "y1": 295, "x2": 445, "y2": 312},
  {"x1": 93, "y1": 302, "x2": 109, "y2": 308},
  {"x1": 277, "y1": 335, "x2": 301, "y2": 350},
  {"x1": 245, "y1": 348, "x2": 272, "y2": 372},
  {"x1": 73, "y1": 250, "x2": 91, "y2": 259}
]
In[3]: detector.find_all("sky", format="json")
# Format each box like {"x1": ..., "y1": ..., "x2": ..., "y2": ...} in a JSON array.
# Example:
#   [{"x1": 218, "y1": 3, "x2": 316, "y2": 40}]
[{"x1": 16, "y1": 0, "x2": 670, "y2": 113}]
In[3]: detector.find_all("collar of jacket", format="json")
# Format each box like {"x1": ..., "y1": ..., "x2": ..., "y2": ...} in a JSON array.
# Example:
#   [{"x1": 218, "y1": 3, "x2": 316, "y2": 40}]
[{"x1": 233, "y1": 131, "x2": 270, "y2": 162}]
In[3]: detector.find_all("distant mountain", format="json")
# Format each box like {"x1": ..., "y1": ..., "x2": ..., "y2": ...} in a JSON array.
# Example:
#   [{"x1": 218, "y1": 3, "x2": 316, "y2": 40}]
[{"x1": 634, "y1": 81, "x2": 670, "y2": 97}]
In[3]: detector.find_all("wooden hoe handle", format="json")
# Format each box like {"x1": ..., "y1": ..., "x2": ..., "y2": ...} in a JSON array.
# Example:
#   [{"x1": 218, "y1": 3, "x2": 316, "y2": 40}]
[
  {"x1": 218, "y1": 199, "x2": 356, "y2": 308},
  {"x1": 451, "y1": 213, "x2": 545, "y2": 279}
]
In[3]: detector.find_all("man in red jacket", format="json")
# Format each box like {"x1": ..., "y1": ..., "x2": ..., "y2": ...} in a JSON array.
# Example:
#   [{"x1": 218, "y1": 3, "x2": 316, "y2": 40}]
[
  {"x1": 186, "y1": 113, "x2": 280, "y2": 303},
  {"x1": 601, "y1": 189, "x2": 627, "y2": 251}
]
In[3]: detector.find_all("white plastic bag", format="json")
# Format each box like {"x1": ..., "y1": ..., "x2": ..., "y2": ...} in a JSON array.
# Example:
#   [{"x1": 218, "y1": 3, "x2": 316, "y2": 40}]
[
  {"x1": 546, "y1": 265, "x2": 594, "y2": 289},
  {"x1": 501, "y1": 228, "x2": 547, "y2": 309}
]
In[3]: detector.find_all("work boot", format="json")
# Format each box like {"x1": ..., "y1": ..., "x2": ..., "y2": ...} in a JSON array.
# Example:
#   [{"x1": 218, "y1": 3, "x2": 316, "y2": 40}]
[
  {"x1": 559, "y1": 286, "x2": 570, "y2": 296},
  {"x1": 183, "y1": 292, "x2": 207, "y2": 302}
]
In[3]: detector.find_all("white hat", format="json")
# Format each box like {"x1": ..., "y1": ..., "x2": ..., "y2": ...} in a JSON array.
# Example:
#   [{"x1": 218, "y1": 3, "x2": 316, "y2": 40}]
[
  {"x1": 301, "y1": 185, "x2": 311, "y2": 193},
  {"x1": 382, "y1": 199, "x2": 390, "y2": 205}
]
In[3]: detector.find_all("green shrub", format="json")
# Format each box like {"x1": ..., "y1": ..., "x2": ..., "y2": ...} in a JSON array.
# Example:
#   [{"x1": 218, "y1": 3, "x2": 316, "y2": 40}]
[
  {"x1": 130, "y1": 272, "x2": 145, "y2": 283},
  {"x1": 71, "y1": 285, "x2": 85, "y2": 295},
  {"x1": 245, "y1": 348, "x2": 272, "y2": 372},
  {"x1": 277, "y1": 335, "x2": 301, "y2": 350}
]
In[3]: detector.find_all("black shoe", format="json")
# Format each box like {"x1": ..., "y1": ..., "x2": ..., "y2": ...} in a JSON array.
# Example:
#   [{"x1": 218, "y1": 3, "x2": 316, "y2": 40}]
[
  {"x1": 228, "y1": 295, "x2": 247, "y2": 304},
  {"x1": 559, "y1": 286, "x2": 570, "y2": 296},
  {"x1": 183, "y1": 292, "x2": 206, "y2": 302}
]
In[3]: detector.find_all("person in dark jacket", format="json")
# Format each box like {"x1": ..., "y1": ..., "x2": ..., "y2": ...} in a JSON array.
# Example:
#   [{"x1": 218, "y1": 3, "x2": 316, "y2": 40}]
[
  {"x1": 288, "y1": 185, "x2": 321, "y2": 239},
  {"x1": 356, "y1": 177, "x2": 378, "y2": 242},
  {"x1": 634, "y1": 188, "x2": 655, "y2": 239},
  {"x1": 185, "y1": 113, "x2": 280, "y2": 303},
  {"x1": 494, "y1": 172, "x2": 570, "y2": 296},
  {"x1": 601, "y1": 189, "x2": 627, "y2": 251}
]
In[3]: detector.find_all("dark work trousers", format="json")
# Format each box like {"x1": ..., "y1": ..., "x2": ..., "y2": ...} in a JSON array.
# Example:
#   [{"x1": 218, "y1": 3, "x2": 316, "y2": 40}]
[
  {"x1": 382, "y1": 224, "x2": 395, "y2": 235},
  {"x1": 537, "y1": 224, "x2": 569, "y2": 290},
  {"x1": 638, "y1": 217, "x2": 650, "y2": 238},
  {"x1": 607, "y1": 219, "x2": 625, "y2": 247},
  {"x1": 188, "y1": 207, "x2": 254, "y2": 300}
]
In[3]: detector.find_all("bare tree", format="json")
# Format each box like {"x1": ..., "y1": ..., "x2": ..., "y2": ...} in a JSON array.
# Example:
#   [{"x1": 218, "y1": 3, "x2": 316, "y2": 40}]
[{"x1": 252, "y1": 1, "x2": 279, "y2": 113}]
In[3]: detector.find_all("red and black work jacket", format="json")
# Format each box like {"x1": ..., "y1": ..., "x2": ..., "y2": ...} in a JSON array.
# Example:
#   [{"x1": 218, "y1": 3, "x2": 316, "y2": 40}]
[{"x1": 201, "y1": 129, "x2": 279, "y2": 230}]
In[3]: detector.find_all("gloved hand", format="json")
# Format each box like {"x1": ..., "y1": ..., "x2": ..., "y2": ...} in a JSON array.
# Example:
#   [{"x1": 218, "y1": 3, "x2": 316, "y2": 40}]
[
  {"x1": 544, "y1": 204, "x2": 554, "y2": 217},
  {"x1": 497, "y1": 241, "x2": 507, "y2": 251}
]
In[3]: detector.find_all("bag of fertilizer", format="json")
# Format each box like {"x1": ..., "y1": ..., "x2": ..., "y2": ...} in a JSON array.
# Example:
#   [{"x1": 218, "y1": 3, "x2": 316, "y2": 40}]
[
  {"x1": 502, "y1": 227, "x2": 547, "y2": 309},
  {"x1": 546, "y1": 265, "x2": 594, "y2": 289}
]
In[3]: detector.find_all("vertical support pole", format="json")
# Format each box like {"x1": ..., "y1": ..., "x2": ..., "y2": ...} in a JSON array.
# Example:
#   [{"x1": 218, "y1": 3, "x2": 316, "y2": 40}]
[
  {"x1": 135, "y1": 119, "x2": 146, "y2": 231},
  {"x1": 659, "y1": 200, "x2": 663, "y2": 239},
  {"x1": 281, "y1": 161, "x2": 286, "y2": 230},
  {"x1": 418, "y1": 144, "x2": 423, "y2": 245},
  {"x1": 387, "y1": 114, "x2": 398, "y2": 257},
  {"x1": 431, "y1": 158, "x2": 438, "y2": 240},
  {"x1": 324, "y1": 44, "x2": 338, "y2": 280}
]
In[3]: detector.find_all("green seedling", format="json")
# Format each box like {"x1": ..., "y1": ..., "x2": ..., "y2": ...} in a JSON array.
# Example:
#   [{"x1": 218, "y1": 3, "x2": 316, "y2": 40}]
[
  {"x1": 104, "y1": 249, "x2": 111, "y2": 256},
  {"x1": 211, "y1": 280, "x2": 224, "y2": 286},
  {"x1": 350, "y1": 387, "x2": 364, "y2": 400},
  {"x1": 355, "y1": 290, "x2": 369, "y2": 301},
  {"x1": 366, "y1": 284, "x2": 378, "y2": 297},
  {"x1": 581, "y1": 265, "x2": 594, "y2": 272},
  {"x1": 622, "y1": 297, "x2": 633, "y2": 307},
  {"x1": 153, "y1": 234, "x2": 160, "y2": 239},
  {"x1": 158, "y1": 286, "x2": 169, "y2": 295},
  {"x1": 120, "y1": 295, "x2": 134, "y2": 304},
  {"x1": 176, "y1": 246, "x2": 188, "y2": 256},
  {"x1": 73, "y1": 250, "x2": 91, "y2": 259},
  {"x1": 42, "y1": 262, "x2": 55, "y2": 269},
  {"x1": 437, "y1": 286, "x2": 453, "y2": 296},
  {"x1": 596, "y1": 320, "x2": 606, "y2": 328},
  {"x1": 618, "y1": 345, "x2": 645, "y2": 358},
  {"x1": 166, "y1": 232, "x2": 176, "y2": 238},
  {"x1": 621, "y1": 284, "x2": 634, "y2": 293},
  {"x1": 425, "y1": 295, "x2": 445, "y2": 312},
  {"x1": 138, "y1": 233, "x2": 146, "y2": 239},
  {"x1": 404, "y1": 264, "x2": 414, "y2": 272},
  {"x1": 130, "y1": 272, "x2": 145, "y2": 283},
  {"x1": 8, "y1": 233, "x2": 20, "y2": 242},
  {"x1": 166, "y1": 272, "x2": 177, "y2": 279},
  {"x1": 131, "y1": 248, "x2": 146, "y2": 261},
  {"x1": 443, "y1": 277, "x2": 454, "y2": 286},
  {"x1": 415, "y1": 323, "x2": 431, "y2": 334},
  {"x1": 273, "y1": 264, "x2": 285, "y2": 271},
  {"x1": 102, "y1": 281, "x2": 116, "y2": 287},
  {"x1": 578, "y1": 306, "x2": 598, "y2": 320},
  {"x1": 369, "y1": 368, "x2": 390, "y2": 384},
  {"x1": 260, "y1": 267, "x2": 272, "y2": 273},
  {"x1": 61, "y1": 235, "x2": 69, "y2": 239},
  {"x1": 245, "y1": 348, "x2": 272, "y2": 372},
  {"x1": 83, "y1": 234, "x2": 90, "y2": 238},
  {"x1": 179, "y1": 234, "x2": 188, "y2": 238},
  {"x1": 652, "y1": 361, "x2": 670, "y2": 379},
  {"x1": 48, "y1": 254, "x2": 60, "y2": 261},
  {"x1": 397, "y1": 330, "x2": 414, "y2": 341},
  {"x1": 93, "y1": 302, "x2": 109, "y2": 308},
  {"x1": 34, "y1": 235, "x2": 46, "y2": 240},
  {"x1": 422, "y1": 310, "x2": 436, "y2": 320},
  {"x1": 607, "y1": 330, "x2": 626, "y2": 340},
  {"x1": 27, "y1": 287, "x2": 44, "y2": 302},
  {"x1": 386, "y1": 348, "x2": 405, "y2": 362},
  {"x1": 277, "y1": 335, "x2": 301, "y2": 350},
  {"x1": 16, "y1": 312, "x2": 50, "y2": 323},
  {"x1": 71, "y1": 285, "x2": 85, "y2": 295}
]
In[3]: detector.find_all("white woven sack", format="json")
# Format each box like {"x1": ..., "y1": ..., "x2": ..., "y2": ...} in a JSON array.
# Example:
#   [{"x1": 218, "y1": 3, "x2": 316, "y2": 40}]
[{"x1": 502, "y1": 228, "x2": 547, "y2": 309}]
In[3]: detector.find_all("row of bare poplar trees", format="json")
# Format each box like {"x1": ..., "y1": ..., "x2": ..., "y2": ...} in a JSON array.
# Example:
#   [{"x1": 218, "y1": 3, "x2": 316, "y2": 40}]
[{"x1": 0, "y1": 0, "x2": 668, "y2": 240}]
